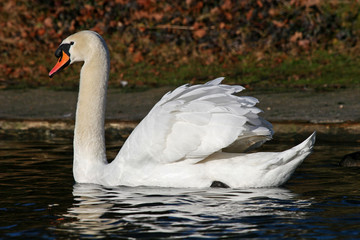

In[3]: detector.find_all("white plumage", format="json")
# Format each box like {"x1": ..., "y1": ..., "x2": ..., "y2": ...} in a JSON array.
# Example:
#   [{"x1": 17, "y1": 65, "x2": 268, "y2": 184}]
[
  {"x1": 118, "y1": 77, "x2": 273, "y2": 164},
  {"x1": 49, "y1": 30, "x2": 315, "y2": 188}
]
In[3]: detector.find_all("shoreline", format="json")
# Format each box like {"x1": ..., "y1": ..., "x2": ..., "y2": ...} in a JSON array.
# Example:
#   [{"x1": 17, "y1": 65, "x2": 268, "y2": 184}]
[
  {"x1": 1, "y1": 118, "x2": 359, "y2": 143},
  {"x1": 1, "y1": 87, "x2": 359, "y2": 142}
]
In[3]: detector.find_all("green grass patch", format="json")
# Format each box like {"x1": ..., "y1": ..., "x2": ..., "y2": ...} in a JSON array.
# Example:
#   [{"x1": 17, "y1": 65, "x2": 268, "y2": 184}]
[
  {"x1": 114, "y1": 50, "x2": 360, "y2": 91},
  {"x1": 15, "y1": 49, "x2": 359, "y2": 92}
]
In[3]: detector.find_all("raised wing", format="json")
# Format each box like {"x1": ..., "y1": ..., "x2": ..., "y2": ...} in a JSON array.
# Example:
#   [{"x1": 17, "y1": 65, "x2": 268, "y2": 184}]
[{"x1": 115, "y1": 78, "x2": 273, "y2": 166}]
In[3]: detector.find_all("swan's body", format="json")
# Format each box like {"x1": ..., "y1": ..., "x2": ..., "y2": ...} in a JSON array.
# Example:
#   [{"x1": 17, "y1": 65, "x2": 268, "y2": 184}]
[{"x1": 49, "y1": 30, "x2": 315, "y2": 188}]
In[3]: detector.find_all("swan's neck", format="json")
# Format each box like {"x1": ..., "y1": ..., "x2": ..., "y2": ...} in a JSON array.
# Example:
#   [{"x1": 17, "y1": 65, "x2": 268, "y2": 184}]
[{"x1": 73, "y1": 46, "x2": 110, "y2": 183}]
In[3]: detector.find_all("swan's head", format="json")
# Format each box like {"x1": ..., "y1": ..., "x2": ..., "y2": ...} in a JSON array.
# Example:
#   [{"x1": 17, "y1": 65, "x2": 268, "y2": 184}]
[{"x1": 49, "y1": 30, "x2": 108, "y2": 77}]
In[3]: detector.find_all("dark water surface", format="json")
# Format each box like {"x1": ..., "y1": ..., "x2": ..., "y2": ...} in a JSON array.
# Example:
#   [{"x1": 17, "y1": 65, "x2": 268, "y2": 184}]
[{"x1": 1, "y1": 137, "x2": 360, "y2": 239}]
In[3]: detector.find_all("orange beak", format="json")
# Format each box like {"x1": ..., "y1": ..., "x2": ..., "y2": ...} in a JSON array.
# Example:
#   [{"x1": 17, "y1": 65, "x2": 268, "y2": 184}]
[{"x1": 49, "y1": 51, "x2": 70, "y2": 78}]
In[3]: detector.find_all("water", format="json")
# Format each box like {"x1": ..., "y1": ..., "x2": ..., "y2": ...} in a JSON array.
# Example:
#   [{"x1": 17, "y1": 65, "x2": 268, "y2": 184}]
[{"x1": 1, "y1": 137, "x2": 360, "y2": 239}]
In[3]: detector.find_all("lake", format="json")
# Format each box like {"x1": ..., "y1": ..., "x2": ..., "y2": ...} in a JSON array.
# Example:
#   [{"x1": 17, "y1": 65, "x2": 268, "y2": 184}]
[{"x1": 1, "y1": 137, "x2": 359, "y2": 239}]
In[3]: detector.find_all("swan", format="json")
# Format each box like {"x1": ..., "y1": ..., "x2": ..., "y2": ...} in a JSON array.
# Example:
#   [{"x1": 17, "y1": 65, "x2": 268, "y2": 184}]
[{"x1": 48, "y1": 30, "x2": 315, "y2": 188}]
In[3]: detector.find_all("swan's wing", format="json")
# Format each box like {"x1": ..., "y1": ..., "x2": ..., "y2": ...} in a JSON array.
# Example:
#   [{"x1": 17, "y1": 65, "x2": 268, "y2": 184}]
[{"x1": 115, "y1": 77, "x2": 273, "y2": 165}]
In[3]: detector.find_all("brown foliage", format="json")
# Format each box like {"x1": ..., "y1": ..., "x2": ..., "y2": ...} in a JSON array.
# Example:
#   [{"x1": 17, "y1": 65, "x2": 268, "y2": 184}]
[{"x1": 0, "y1": 0, "x2": 360, "y2": 88}]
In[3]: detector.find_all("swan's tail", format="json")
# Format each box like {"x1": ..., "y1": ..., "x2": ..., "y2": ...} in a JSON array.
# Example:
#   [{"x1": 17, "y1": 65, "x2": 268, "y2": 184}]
[
  {"x1": 202, "y1": 132, "x2": 316, "y2": 188},
  {"x1": 262, "y1": 131, "x2": 316, "y2": 186},
  {"x1": 291, "y1": 131, "x2": 316, "y2": 154}
]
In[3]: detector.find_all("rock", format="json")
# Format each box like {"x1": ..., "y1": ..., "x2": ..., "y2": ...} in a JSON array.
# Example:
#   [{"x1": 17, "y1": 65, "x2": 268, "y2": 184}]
[{"x1": 339, "y1": 151, "x2": 360, "y2": 167}]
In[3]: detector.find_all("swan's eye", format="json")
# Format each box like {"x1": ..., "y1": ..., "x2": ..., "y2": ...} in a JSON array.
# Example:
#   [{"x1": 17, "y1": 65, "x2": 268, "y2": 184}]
[{"x1": 70, "y1": 41, "x2": 74, "y2": 45}]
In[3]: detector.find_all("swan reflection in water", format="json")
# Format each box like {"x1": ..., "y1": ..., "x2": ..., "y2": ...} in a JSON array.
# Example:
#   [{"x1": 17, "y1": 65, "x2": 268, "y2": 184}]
[{"x1": 60, "y1": 184, "x2": 312, "y2": 238}]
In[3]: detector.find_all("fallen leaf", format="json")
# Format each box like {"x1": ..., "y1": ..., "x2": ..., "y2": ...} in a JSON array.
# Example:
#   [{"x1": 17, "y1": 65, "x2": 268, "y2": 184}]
[
  {"x1": 273, "y1": 20, "x2": 286, "y2": 28},
  {"x1": 221, "y1": 0, "x2": 232, "y2": 10},
  {"x1": 133, "y1": 51, "x2": 144, "y2": 63},
  {"x1": 290, "y1": 32, "x2": 303, "y2": 42},
  {"x1": 44, "y1": 17, "x2": 53, "y2": 28},
  {"x1": 298, "y1": 39, "x2": 311, "y2": 50},
  {"x1": 193, "y1": 28, "x2": 206, "y2": 39},
  {"x1": 246, "y1": 9, "x2": 254, "y2": 21}
]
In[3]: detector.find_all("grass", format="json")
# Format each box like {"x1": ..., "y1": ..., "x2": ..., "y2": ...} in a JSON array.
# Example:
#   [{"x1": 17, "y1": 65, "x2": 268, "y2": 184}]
[{"x1": 106, "y1": 49, "x2": 360, "y2": 91}]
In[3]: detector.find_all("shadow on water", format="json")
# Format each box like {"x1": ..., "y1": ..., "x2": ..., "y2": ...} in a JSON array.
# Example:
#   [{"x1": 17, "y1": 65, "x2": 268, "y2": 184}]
[{"x1": 1, "y1": 138, "x2": 360, "y2": 239}]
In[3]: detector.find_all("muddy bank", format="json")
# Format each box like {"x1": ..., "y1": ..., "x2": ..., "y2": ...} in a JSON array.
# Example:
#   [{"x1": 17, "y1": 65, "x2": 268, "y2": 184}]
[{"x1": 0, "y1": 87, "x2": 359, "y2": 142}]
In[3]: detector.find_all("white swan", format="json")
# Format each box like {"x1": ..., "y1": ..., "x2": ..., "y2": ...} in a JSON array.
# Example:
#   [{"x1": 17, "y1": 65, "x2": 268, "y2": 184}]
[{"x1": 49, "y1": 30, "x2": 315, "y2": 188}]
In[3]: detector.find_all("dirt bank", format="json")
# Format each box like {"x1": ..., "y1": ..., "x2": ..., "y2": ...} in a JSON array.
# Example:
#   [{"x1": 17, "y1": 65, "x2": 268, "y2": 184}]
[{"x1": 0, "y1": 87, "x2": 359, "y2": 142}]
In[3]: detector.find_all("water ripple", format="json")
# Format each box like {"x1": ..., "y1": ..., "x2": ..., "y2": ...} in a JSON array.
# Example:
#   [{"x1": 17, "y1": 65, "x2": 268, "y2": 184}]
[
  {"x1": 1, "y1": 139, "x2": 360, "y2": 239},
  {"x1": 56, "y1": 184, "x2": 311, "y2": 238}
]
